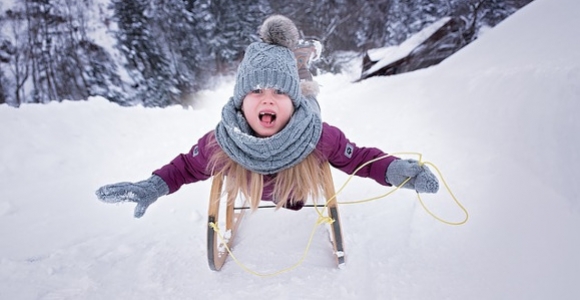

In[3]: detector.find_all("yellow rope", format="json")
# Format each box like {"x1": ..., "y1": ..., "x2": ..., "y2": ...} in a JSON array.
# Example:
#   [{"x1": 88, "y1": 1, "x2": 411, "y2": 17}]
[
  {"x1": 208, "y1": 152, "x2": 468, "y2": 276},
  {"x1": 331, "y1": 152, "x2": 469, "y2": 225},
  {"x1": 416, "y1": 161, "x2": 469, "y2": 225}
]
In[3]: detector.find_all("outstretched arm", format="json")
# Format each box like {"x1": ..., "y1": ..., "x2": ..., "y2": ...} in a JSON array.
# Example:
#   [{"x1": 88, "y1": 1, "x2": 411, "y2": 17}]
[
  {"x1": 95, "y1": 131, "x2": 216, "y2": 218},
  {"x1": 152, "y1": 131, "x2": 216, "y2": 194},
  {"x1": 320, "y1": 123, "x2": 438, "y2": 193}
]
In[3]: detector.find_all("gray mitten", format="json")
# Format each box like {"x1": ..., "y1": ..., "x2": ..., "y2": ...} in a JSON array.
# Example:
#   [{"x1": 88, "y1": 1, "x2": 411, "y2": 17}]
[
  {"x1": 95, "y1": 175, "x2": 169, "y2": 218},
  {"x1": 386, "y1": 159, "x2": 439, "y2": 193}
]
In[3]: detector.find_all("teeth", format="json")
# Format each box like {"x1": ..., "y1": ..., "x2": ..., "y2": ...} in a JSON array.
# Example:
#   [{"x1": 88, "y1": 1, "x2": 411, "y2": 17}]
[{"x1": 259, "y1": 112, "x2": 276, "y2": 122}]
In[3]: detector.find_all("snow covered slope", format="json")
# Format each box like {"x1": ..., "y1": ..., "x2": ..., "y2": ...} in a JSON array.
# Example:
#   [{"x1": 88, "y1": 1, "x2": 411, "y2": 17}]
[{"x1": 1, "y1": 0, "x2": 579, "y2": 298}]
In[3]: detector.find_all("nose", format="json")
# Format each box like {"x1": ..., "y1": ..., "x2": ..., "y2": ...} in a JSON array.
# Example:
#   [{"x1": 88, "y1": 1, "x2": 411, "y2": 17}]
[{"x1": 261, "y1": 90, "x2": 276, "y2": 104}]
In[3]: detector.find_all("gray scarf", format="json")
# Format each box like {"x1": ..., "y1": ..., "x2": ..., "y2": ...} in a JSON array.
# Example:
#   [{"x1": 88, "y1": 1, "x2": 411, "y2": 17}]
[{"x1": 215, "y1": 97, "x2": 322, "y2": 175}]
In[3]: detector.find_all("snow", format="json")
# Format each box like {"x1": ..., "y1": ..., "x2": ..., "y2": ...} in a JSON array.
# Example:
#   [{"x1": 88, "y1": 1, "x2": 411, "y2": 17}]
[
  {"x1": 363, "y1": 17, "x2": 452, "y2": 77},
  {"x1": 1, "y1": 0, "x2": 579, "y2": 298}
]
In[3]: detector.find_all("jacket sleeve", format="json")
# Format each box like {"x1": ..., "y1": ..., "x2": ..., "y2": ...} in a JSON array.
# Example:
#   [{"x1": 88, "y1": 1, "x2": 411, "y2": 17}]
[
  {"x1": 152, "y1": 131, "x2": 216, "y2": 194},
  {"x1": 318, "y1": 123, "x2": 398, "y2": 186}
]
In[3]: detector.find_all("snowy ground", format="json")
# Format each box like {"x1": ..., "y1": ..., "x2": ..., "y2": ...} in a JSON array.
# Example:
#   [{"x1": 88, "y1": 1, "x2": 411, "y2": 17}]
[{"x1": 1, "y1": 0, "x2": 579, "y2": 299}]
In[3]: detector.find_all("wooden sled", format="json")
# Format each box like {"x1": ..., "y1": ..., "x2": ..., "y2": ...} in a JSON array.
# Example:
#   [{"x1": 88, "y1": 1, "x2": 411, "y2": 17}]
[{"x1": 206, "y1": 162, "x2": 345, "y2": 271}]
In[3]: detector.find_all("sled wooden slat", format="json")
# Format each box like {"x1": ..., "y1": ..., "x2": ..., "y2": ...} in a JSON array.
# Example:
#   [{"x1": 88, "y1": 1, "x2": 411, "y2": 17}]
[
  {"x1": 321, "y1": 162, "x2": 346, "y2": 267},
  {"x1": 207, "y1": 173, "x2": 245, "y2": 271}
]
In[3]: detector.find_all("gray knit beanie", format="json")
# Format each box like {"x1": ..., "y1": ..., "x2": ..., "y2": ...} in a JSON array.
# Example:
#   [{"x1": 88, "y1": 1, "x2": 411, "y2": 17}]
[{"x1": 232, "y1": 15, "x2": 302, "y2": 108}]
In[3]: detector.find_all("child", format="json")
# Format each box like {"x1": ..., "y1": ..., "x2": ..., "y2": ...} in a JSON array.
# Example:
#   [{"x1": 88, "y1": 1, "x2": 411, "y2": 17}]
[{"x1": 96, "y1": 15, "x2": 439, "y2": 218}]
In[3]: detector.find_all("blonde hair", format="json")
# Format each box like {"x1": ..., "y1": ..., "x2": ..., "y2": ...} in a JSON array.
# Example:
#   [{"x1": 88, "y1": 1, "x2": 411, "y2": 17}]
[{"x1": 207, "y1": 133, "x2": 325, "y2": 210}]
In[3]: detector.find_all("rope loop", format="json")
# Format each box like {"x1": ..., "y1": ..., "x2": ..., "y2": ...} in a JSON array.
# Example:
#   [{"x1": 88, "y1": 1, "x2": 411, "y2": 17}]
[{"x1": 335, "y1": 152, "x2": 469, "y2": 225}]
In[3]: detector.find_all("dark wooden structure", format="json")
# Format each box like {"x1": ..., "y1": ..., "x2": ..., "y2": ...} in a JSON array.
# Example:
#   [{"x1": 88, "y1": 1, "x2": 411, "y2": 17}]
[{"x1": 360, "y1": 17, "x2": 466, "y2": 80}]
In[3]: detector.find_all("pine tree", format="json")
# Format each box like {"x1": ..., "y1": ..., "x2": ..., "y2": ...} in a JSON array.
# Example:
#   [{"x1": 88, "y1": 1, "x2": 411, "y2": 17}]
[
  {"x1": 111, "y1": 0, "x2": 179, "y2": 107},
  {"x1": 24, "y1": 0, "x2": 62, "y2": 103},
  {"x1": 78, "y1": 39, "x2": 125, "y2": 104},
  {"x1": 2, "y1": 8, "x2": 28, "y2": 106},
  {"x1": 204, "y1": 0, "x2": 270, "y2": 74},
  {"x1": 150, "y1": 0, "x2": 210, "y2": 94},
  {"x1": 0, "y1": 9, "x2": 9, "y2": 105}
]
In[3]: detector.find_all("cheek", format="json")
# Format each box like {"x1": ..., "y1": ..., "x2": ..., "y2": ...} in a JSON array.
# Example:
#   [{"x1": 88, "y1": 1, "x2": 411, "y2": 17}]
[
  {"x1": 284, "y1": 100, "x2": 295, "y2": 115},
  {"x1": 241, "y1": 107, "x2": 255, "y2": 122},
  {"x1": 241, "y1": 99, "x2": 253, "y2": 117},
  {"x1": 241, "y1": 97, "x2": 249, "y2": 112},
  {"x1": 280, "y1": 103, "x2": 295, "y2": 123}
]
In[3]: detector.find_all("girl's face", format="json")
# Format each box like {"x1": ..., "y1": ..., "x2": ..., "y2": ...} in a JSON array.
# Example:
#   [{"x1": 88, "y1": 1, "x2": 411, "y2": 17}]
[{"x1": 241, "y1": 88, "x2": 294, "y2": 137}]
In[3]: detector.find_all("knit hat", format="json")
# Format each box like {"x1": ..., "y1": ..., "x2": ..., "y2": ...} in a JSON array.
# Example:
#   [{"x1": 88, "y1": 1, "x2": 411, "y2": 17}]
[{"x1": 232, "y1": 15, "x2": 302, "y2": 108}]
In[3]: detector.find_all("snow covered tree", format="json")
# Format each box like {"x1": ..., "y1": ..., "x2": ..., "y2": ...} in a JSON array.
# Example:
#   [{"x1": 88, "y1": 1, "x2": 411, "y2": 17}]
[
  {"x1": 3, "y1": 8, "x2": 30, "y2": 107},
  {"x1": 24, "y1": 0, "x2": 64, "y2": 103},
  {"x1": 148, "y1": 0, "x2": 217, "y2": 95},
  {"x1": 204, "y1": 0, "x2": 270, "y2": 74},
  {"x1": 51, "y1": 0, "x2": 123, "y2": 103},
  {"x1": 0, "y1": 0, "x2": 534, "y2": 107},
  {"x1": 0, "y1": 8, "x2": 9, "y2": 105},
  {"x1": 3, "y1": 0, "x2": 123, "y2": 104},
  {"x1": 111, "y1": 0, "x2": 179, "y2": 107}
]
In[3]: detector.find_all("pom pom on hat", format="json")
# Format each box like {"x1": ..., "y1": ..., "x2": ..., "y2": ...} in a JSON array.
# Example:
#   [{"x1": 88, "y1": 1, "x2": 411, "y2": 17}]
[
  {"x1": 232, "y1": 15, "x2": 302, "y2": 109},
  {"x1": 259, "y1": 15, "x2": 299, "y2": 49}
]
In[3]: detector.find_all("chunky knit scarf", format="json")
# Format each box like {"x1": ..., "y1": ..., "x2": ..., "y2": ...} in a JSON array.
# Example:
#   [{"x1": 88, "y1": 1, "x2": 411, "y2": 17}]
[{"x1": 215, "y1": 96, "x2": 322, "y2": 175}]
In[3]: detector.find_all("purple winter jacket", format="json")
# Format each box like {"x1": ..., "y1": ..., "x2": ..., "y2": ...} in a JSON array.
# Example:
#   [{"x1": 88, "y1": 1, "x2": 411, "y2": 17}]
[{"x1": 153, "y1": 122, "x2": 397, "y2": 203}]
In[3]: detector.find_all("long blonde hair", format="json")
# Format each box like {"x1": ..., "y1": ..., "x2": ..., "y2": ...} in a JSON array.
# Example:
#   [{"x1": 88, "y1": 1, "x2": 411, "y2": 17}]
[{"x1": 207, "y1": 132, "x2": 326, "y2": 210}]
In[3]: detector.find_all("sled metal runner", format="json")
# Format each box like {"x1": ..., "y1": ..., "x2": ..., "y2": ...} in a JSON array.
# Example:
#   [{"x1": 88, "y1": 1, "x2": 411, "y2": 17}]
[{"x1": 207, "y1": 162, "x2": 345, "y2": 271}]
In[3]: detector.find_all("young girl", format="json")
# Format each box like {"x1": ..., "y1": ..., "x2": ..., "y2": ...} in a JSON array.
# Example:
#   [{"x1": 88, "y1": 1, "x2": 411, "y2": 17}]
[{"x1": 96, "y1": 15, "x2": 439, "y2": 218}]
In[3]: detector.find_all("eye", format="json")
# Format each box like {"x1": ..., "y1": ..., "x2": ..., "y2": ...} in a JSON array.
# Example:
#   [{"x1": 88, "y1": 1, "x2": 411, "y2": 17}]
[
  {"x1": 251, "y1": 89, "x2": 263, "y2": 94},
  {"x1": 275, "y1": 89, "x2": 286, "y2": 95}
]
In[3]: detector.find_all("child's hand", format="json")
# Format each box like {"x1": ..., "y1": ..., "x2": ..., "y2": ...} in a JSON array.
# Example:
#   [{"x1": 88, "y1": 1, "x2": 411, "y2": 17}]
[
  {"x1": 386, "y1": 159, "x2": 439, "y2": 193},
  {"x1": 95, "y1": 175, "x2": 169, "y2": 218}
]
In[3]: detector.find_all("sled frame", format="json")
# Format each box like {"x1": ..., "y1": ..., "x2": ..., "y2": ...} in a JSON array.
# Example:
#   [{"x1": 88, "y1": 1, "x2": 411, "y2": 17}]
[{"x1": 206, "y1": 162, "x2": 345, "y2": 271}]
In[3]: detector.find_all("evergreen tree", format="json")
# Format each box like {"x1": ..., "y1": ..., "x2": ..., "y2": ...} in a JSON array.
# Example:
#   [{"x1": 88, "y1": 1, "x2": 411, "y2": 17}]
[
  {"x1": 0, "y1": 0, "x2": 125, "y2": 105},
  {"x1": 2, "y1": 8, "x2": 29, "y2": 106},
  {"x1": 205, "y1": 0, "x2": 270, "y2": 74},
  {"x1": 0, "y1": 9, "x2": 9, "y2": 105},
  {"x1": 58, "y1": 0, "x2": 124, "y2": 103},
  {"x1": 111, "y1": 0, "x2": 179, "y2": 107},
  {"x1": 78, "y1": 39, "x2": 125, "y2": 104},
  {"x1": 24, "y1": 0, "x2": 63, "y2": 103},
  {"x1": 151, "y1": 0, "x2": 210, "y2": 94}
]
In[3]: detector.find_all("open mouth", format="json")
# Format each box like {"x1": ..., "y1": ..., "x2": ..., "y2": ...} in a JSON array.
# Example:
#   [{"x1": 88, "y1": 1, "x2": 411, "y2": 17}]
[{"x1": 259, "y1": 112, "x2": 277, "y2": 124}]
